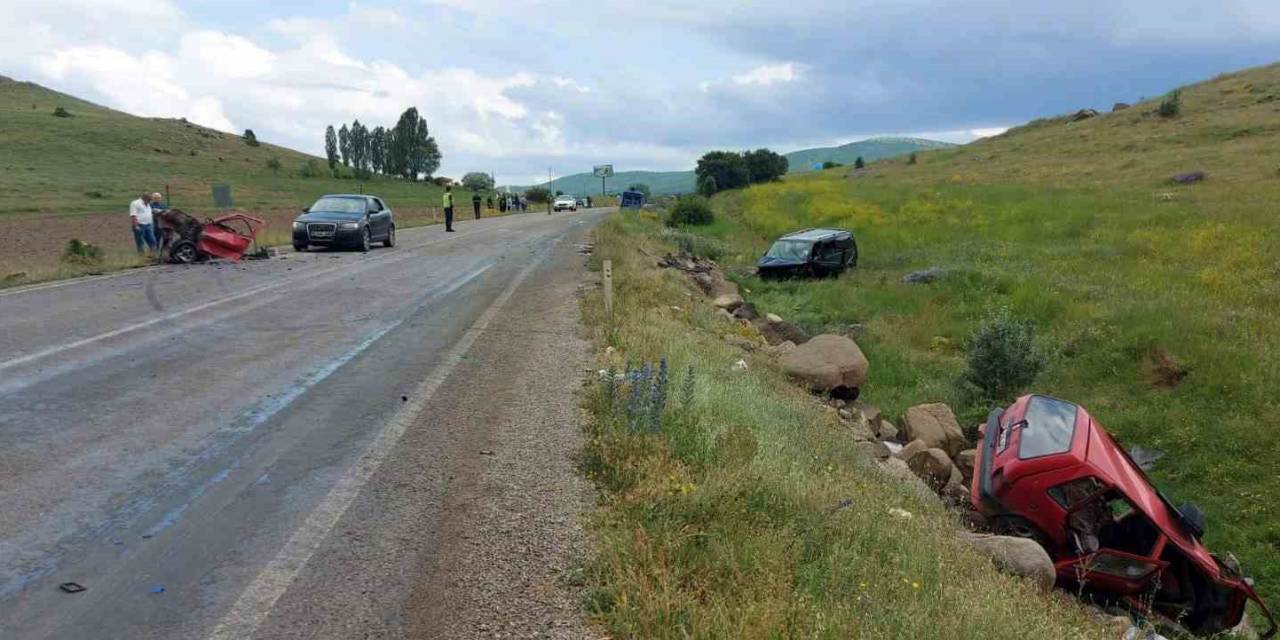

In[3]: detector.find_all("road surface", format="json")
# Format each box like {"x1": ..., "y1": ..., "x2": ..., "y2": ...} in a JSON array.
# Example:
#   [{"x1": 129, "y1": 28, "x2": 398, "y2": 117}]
[{"x1": 0, "y1": 209, "x2": 607, "y2": 638}]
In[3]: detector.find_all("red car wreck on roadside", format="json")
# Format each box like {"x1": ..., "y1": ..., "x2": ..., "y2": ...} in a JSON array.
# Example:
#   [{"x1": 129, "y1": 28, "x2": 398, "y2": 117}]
[{"x1": 971, "y1": 394, "x2": 1276, "y2": 638}]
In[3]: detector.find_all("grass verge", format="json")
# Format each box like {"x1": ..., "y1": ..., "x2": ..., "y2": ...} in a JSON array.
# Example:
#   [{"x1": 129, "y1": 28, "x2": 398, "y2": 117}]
[{"x1": 576, "y1": 212, "x2": 1105, "y2": 638}]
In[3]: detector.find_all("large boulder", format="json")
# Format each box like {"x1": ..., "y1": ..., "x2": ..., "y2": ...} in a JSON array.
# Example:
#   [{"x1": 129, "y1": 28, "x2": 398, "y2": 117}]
[
  {"x1": 960, "y1": 533, "x2": 1056, "y2": 592},
  {"x1": 955, "y1": 449, "x2": 977, "y2": 480},
  {"x1": 896, "y1": 439, "x2": 928, "y2": 461},
  {"x1": 906, "y1": 448, "x2": 955, "y2": 490},
  {"x1": 877, "y1": 419, "x2": 899, "y2": 443},
  {"x1": 856, "y1": 440, "x2": 891, "y2": 462},
  {"x1": 901, "y1": 403, "x2": 967, "y2": 457},
  {"x1": 759, "y1": 318, "x2": 810, "y2": 346},
  {"x1": 713, "y1": 293, "x2": 744, "y2": 310},
  {"x1": 779, "y1": 335, "x2": 869, "y2": 393},
  {"x1": 879, "y1": 458, "x2": 941, "y2": 505},
  {"x1": 692, "y1": 271, "x2": 739, "y2": 298},
  {"x1": 732, "y1": 302, "x2": 760, "y2": 321}
]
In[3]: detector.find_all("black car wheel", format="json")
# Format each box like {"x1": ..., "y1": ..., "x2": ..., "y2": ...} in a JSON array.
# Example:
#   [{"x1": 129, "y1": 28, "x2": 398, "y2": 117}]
[
  {"x1": 359, "y1": 227, "x2": 371, "y2": 252},
  {"x1": 293, "y1": 244, "x2": 306, "y2": 252},
  {"x1": 383, "y1": 224, "x2": 395, "y2": 248},
  {"x1": 171, "y1": 240, "x2": 198, "y2": 264},
  {"x1": 992, "y1": 515, "x2": 1050, "y2": 548}
]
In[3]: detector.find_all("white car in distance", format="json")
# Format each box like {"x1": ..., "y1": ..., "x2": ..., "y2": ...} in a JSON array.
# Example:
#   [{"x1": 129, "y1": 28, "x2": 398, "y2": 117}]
[{"x1": 553, "y1": 195, "x2": 578, "y2": 212}]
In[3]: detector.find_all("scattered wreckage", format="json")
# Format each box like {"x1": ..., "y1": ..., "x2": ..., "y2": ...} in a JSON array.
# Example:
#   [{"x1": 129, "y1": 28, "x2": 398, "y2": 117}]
[
  {"x1": 155, "y1": 209, "x2": 266, "y2": 263},
  {"x1": 971, "y1": 394, "x2": 1275, "y2": 637}
]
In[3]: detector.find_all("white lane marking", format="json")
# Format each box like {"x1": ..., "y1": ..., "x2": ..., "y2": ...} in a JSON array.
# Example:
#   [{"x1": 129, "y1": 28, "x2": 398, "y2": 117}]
[
  {"x1": 206, "y1": 236, "x2": 556, "y2": 640},
  {"x1": 0, "y1": 220, "x2": 518, "y2": 374}
]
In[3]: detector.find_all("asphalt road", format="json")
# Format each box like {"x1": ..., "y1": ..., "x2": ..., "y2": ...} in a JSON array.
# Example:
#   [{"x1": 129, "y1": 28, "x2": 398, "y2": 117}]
[{"x1": 0, "y1": 208, "x2": 607, "y2": 638}]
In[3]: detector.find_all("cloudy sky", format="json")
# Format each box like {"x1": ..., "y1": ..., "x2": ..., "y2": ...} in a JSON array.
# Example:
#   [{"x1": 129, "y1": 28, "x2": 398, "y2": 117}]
[{"x1": 5, "y1": 1, "x2": 1280, "y2": 183}]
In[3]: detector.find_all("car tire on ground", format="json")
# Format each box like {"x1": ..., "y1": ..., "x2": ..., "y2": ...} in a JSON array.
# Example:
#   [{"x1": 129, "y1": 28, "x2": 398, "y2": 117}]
[
  {"x1": 170, "y1": 240, "x2": 198, "y2": 264},
  {"x1": 360, "y1": 227, "x2": 371, "y2": 252},
  {"x1": 294, "y1": 244, "x2": 306, "y2": 253},
  {"x1": 383, "y1": 225, "x2": 395, "y2": 248}
]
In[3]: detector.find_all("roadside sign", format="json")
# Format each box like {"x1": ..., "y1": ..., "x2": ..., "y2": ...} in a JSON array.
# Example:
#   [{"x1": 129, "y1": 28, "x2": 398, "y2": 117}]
[
  {"x1": 212, "y1": 184, "x2": 233, "y2": 208},
  {"x1": 592, "y1": 165, "x2": 614, "y2": 178}
]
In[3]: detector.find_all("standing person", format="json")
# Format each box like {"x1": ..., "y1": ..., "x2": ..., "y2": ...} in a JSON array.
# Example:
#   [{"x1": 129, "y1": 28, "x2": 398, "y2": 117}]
[
  {"x1": 498, "y1": 195, "x2": 507, "y2": 213},
  {"x1": 472, "y1": 191, "x2": 482, "y2": 220},
  {"x1": 486, "y1": 195, "x2": 494, "y2": 210},
  {"x1": 129, "y1": 192, "x2": 158, "y2": 255},
  {"x1": 442, "y1": 185, "x2": 455, "y2": 232}
]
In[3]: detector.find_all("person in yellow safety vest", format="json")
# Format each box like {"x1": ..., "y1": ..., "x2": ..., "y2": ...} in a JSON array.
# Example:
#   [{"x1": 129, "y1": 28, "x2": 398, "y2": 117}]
[{"x1": 443, "y1": 185, "x2": 455, "y2": 232}]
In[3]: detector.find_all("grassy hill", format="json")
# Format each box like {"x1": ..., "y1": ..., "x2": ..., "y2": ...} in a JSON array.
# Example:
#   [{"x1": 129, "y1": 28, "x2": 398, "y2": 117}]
[
  {"x1": 783, "y1": 136, "x2": 956, "y2": 172},
  {"x1": 621, "y1": 60, "x2": 1280, "y2": 618},
  {"x1": 518, "y1": 137, "x2": 952, "y2": 196},
  {"x1": 0, "y1": 75, "x2": 449, "y2": 216}
]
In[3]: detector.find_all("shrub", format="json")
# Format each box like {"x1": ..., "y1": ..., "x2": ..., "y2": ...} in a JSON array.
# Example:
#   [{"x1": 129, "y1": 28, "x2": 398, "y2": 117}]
[
  {"x1": 299, "y1": 159, "x2": 323, "y2": 178},
  {"x1": 907, "y1": 152, "x2": 918, "y2": 165},
  {"x1": 62, "y1": 239, "x2": 103, "y2": 265},
  {"x1": 1158, "y1": 89, "x2": 1182, "y2": 118},
  {"x1": 265, "y1": 157, "x2": 282, "y2": 174},
  {"x1": 666, "y1": 195, "x2": 714, "y2": 227},
  {"x1": 52, "y1": 106, "x2": 72, "y2": 118},
  {"x1": 963, "y1": 308, "x2": 1045, "y2": 400},
  {"x1": 525, "y1": 186, "x2": 551, "y2": 204}
]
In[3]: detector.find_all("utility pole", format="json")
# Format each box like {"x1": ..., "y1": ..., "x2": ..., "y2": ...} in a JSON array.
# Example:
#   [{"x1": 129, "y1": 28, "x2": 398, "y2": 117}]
[{"x1": 547, "y1": 167, "x2": 553, "y2": 215}]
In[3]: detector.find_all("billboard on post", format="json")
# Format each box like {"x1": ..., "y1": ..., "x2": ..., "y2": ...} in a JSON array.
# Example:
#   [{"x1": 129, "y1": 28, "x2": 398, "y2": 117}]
[{"x1": 592, "y1": 165, "x2": 614, "y2": 178}]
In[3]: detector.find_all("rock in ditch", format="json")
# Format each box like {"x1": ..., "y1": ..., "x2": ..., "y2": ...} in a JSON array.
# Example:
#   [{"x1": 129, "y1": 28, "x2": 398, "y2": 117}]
[
  {"x1": 960, "y1": 533, "x2": 1056, "y2": 592},
  {"x1": 902, "y1": 266, "x2": 946, "y2": 284},
  {"x1": 955, "y1": 449, "x2": 977, "y2": 481},
  {"x1": 759, "y1": 317, "x2": 810, "y2": 346},
  {"x1": 732, "y1": 302, "x2": 760, "y2": 321},
  {"x1": 877, "y1": 419, "x2": 899, "y2": 443},
  {"x1": 902, "y1": 403, "x2": 968, "y2": 457},
  {"x1": 779, "y1": 334, "x2": 868, "y2": 393},
  {"x1": 906, "y1": 447, "x2": 955, "y2": 490},
  {"x1": 896, "y1": 438, "x2": 928, "y2": 461},
  {"x1": 879, "y1": 457, "x2": 941, "y2": 505},
  {"x1": 713, "y1": 293, "x2": 744, "y2": 310},
  {"x1": 856, "y1": 440, "x2": 891, "y2": 462}
]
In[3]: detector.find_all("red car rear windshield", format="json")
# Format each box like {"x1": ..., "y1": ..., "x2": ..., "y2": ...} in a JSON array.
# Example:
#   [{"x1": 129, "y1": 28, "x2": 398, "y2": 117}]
[{"x1": 1019, "y1": 395, "x2": 1078, "y2": 459}]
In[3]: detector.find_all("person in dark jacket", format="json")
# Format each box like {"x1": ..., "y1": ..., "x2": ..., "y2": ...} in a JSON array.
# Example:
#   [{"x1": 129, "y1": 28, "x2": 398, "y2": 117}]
[{"x1": 472, "y1": 192, "x2": 482, "y2": 219}]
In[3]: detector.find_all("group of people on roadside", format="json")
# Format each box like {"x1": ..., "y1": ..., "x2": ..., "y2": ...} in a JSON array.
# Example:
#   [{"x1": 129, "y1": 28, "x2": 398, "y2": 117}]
[
  {"x1": 128, "y1": 192, "x2": 168, "y2": 255},
  {"x1": 442, "y1": 187, "x2": 529, "y2": 232}
]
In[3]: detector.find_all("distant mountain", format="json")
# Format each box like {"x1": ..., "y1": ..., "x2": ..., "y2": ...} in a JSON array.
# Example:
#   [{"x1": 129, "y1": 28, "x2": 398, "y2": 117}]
[
  {"x1": 524, "y1": 170, "x2": 696, "y2": 198},
  {"x1": 515, "y1": 137, "x2": 954, "y2": 196},
  {"x1": 784, "y1": 137, "x2": 956, "y2": 172}
]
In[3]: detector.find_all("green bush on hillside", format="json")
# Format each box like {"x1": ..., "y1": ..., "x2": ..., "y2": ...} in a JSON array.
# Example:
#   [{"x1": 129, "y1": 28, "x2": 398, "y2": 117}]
[
  {"x1": 665, "y1": 195, "x2": 714, "y2": 227},
  {"x1": 1158, "y1": 89, "x2": 1182, "y2": 118},
  {"x1": 298, "y1": 159, "x2": 323, "y2": 178},
  {"x1": 52, "y1": 106, "x2": 72, "y2": 118},
  {"x1": 242, "y1": 129, "x2": 260, "y2": 146},
  {"x1": 963, "y1": 308, "x2": 1045, "y2": 400}
]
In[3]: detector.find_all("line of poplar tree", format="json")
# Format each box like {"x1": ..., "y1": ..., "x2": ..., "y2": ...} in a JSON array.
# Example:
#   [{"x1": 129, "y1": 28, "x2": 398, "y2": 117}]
[{"x1": 324, "y1": 107, "x2": 441, "y2": 181}]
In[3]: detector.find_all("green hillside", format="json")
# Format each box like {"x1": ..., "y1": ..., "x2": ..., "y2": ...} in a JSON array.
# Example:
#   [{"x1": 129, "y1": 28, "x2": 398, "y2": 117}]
[
  {"x1": 524, "y1": 137, "x2": 952, "y2": 196},
  {"x1": 669, "y1": 60, "x2": 1280, "y2": 607},
  {"x1": 784, "y1": 136, "x2": 956, "y2": 172},
  {"x1": 0, "y1": 75, "x2": 448, "y2": 215}
]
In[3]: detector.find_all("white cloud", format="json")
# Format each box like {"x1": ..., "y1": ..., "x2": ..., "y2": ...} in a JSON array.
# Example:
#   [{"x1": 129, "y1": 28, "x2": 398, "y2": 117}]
[
  {"x1": 179, "y1": 31, "x2": 275, "y2": 79},
  {"x1": 732, "y1": 62, "x2": 801, "y2": 86}
]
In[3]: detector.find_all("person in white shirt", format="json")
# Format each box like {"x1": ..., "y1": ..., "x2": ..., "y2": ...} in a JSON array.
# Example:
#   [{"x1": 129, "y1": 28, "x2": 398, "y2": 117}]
[{"x1": 129, "y1": 192, "x2": 157, "y2": 255}]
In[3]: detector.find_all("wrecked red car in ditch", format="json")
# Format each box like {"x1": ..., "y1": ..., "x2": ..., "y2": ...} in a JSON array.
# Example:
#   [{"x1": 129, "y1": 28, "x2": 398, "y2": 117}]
[{"x1": 971, "y1": 394, "x2": 1276, "y2": 637}]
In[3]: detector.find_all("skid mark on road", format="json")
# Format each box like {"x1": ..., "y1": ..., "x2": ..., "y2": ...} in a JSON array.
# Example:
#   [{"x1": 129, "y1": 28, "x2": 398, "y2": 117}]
[{"x1": 207, "y1": 234, "x2": 563, "y2": 640}]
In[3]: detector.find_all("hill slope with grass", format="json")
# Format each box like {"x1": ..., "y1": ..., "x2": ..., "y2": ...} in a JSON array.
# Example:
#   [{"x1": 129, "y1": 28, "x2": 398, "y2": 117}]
[
  {"x1": 666, "y1": 60, "x2": 1280, "y2": 614},
  {"x1": 0, "y1": 75, "x2": 447, "y2": 215},
  {"x1": 528, "y1": 169, "x2": 698, "y2": 198}
]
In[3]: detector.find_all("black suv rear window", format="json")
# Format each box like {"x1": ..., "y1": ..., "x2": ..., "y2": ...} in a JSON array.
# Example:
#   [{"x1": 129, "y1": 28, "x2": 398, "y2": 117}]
[{"x1": 1019, "y1": 396, "x2": 1078, "y2": 459}]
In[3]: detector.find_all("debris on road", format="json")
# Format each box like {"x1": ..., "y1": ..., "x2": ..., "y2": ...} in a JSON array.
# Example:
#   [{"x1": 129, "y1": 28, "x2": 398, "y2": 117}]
[
  {"x1": 59, "y1": 582, "x2": 86, "y2": 594},
  {"x1": 149, "y1": 586, "x2": 165, "y2": 594}
]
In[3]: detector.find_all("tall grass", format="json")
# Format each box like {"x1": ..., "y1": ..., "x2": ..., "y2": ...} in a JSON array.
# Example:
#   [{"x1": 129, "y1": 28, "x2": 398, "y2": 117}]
[
  {"x1": 578, "y1": 213, "x2": 1104, "y2": 638},
  {"x1": 679, "y1": 174, "x2": 1280, "y2": 609}
]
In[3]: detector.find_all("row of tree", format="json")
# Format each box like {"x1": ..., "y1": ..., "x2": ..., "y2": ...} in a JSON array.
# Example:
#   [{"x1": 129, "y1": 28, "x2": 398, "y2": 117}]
[
  {"x1": 694, "y1": 148, "x2": 788, "y2": 196},
  {"x1": 324, "y1": 107, "x2": 441, "y2": 181}
]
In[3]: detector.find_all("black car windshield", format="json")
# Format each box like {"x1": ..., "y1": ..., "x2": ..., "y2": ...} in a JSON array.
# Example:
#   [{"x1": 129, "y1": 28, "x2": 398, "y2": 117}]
[
  {"x1": 1018, "y1": 395, "x2": 1078, "y2": 459},
  {"x1": 309, "y1": 197, "x2": 366, "y2": 214},
  {"x1": 764, "y1": 239, "x2": 812, "y2": 261}
]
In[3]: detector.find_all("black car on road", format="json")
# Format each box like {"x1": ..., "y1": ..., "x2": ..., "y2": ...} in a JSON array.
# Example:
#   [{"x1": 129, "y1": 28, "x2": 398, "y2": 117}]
[
  {"x1": 293, "y1": 194, "x2": 395, "y2": 252},
  {"x1": 757, "y1": 228, "x2": 857, "y2": 279}
]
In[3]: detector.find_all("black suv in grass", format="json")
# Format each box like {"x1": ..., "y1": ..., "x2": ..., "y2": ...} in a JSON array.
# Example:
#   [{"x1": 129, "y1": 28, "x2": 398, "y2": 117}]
[
  {"x1": 757, "y1": 228, "x2": 858, "y2": 279},
  {"x1": 293, "y1": 194, "x2": 395, "y2": 252}
]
